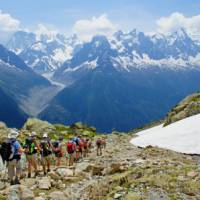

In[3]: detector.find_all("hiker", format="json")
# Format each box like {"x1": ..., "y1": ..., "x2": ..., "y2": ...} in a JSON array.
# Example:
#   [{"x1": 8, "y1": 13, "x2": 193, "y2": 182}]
[
  {"x1": 96, "y1": 138, "x2": 102, "y2": 156},
  {"x1": 0, "y1": 130, "x2": 23, "y2": 185},
  {"x1": 73, "y1": 136, "x2": 81, "y2": 161},
  {"x1": 101, "y1": 137, "x2": 106, "y2": 149},
  {"x1": 52, "y1": 136, "x2": 64, "y2": 166},
  {"x1": 24, "y1": 132, "x2": 39, "y2": 178},
  {"x1": 83, "y1": 138, "x2": 89, "y2": 157},
  {"x1": 40, "y1": 133, "x2": 52, "y2": 175},
  {"x1": 66, "y1": 139, "x2": 76, "y2": 166}
]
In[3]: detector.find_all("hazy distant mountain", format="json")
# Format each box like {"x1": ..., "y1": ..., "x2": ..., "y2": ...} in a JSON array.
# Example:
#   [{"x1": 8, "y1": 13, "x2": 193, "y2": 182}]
[{"x1": 0, "y1": 44, "x2": 56, "y2": 124}]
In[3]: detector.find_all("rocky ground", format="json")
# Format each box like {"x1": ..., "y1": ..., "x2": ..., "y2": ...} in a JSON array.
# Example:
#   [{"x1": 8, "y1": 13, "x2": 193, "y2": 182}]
[{"x1": 0, "y1": 133, "x2": 199, "y2": 200}]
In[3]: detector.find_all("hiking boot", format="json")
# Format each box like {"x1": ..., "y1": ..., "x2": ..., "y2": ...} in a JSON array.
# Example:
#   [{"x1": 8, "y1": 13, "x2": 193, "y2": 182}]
[
  {"x1": 14, "y1": 177, "x2": 20, "y2": 185},
  {"x1": 34, "y1": 171, "x2": 38, "y2": 178},
  {"x1": 44, "y1": 172, "x2": 47, "y2": 176},
  {"x1": 28, "y1": 173, "x2": 31, "y2": 178},
  {"x1": 47, "y1": 169, "x2": 50, "y2": 173},
  {"x1": 10, "y1": 180, "x2": 15, "y2": 185}
]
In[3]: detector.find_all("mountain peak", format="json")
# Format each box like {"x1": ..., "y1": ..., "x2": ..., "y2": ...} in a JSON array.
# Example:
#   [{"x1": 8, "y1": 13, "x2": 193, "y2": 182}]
[{"x1": 172, "y1": 28, "x2": 188, "y2": 39}]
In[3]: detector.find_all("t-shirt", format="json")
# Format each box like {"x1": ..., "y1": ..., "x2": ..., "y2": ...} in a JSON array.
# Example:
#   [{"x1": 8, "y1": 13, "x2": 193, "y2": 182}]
[{"x1": 12, "y1": 140, "x2": 21, "y2": 156}]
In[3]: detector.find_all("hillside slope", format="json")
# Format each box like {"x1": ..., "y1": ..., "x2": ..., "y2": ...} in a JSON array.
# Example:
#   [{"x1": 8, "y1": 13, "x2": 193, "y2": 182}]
[{"x1": 0, "y1": 88, "x2": 27, "y2": 127}]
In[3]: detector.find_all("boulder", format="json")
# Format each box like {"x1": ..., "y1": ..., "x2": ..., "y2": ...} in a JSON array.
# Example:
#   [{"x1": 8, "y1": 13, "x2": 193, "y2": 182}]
[
  {"x1": 48, "y1": 171, "x2": 60, "y2": 180},
  {"x1": 48, "y1": 191, "x2": 66, "y2": 200},
  {"x1": 38, "y1": 177, "x2": 51, "y2": 190},
  {"x1": 8, "y1": 185, "x2": 20, "y2": 200},
  {"x1": 91, "y1": 165, "x2": 104, "y2": 176},
  {"x1": 56, "y1": 168, "x2": 73, "y2": 177},
  {"x1": 187, "y1": 171, "x2": 198, "y2": 179},
  {"x1": 114, "y1": 193, "x2": 123, "y2": 199},
  {"x1": 20, "y1": 186, "x2": 35, "y2": 200},
  {"x1": 34, "y1": 197, "x2": 45, "y2": 200},
  {"x1": 0, "y1": 181, "x2": 6, "y2": 190}
]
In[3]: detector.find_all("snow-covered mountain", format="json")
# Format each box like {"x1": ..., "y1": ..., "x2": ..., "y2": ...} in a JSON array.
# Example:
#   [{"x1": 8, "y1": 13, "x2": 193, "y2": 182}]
[
  {"x1": 40, "y1": 29, "x2": 200, "y2": 132},
  {"x1": 6, "y1": 28, "x2": 200, "y2": 75},
  {"x1": 5, "y1": 28, "x2": 200, "y2": 131},
  {"x1": 6, "y1": 31, "x2": 82, "y2": 73}
]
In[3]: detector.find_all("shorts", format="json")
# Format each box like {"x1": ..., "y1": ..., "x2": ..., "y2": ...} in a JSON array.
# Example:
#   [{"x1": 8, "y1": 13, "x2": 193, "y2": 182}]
[
  {"x1": 67, "y1": 151, "x2": 75, "y2": 158},
  {"x1": 8, "y1": 159, "x2": 21, "y2": 180},
  {"x1": 41, "y1": 155, "x2": 51, "y2": 165},
  {"x1": 27, "y1": 154, "x2": 37, "y2": 162}
]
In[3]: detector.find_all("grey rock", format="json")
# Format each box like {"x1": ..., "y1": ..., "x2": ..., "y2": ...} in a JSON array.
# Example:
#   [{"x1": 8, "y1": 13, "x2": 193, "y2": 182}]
[{"x1": 48, "y1": 191, "x2": 66, "y2": 200}]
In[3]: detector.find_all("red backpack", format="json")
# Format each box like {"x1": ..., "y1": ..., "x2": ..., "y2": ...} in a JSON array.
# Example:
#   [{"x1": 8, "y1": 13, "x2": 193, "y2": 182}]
[{"x1": 67, "y1": 141, "x2": 75, "y2": 154}]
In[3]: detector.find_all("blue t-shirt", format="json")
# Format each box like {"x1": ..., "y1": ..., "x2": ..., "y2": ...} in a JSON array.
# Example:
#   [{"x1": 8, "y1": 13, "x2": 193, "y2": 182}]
[{"x1": 12, "y1": 140, "x2": 21, "y2": 156}]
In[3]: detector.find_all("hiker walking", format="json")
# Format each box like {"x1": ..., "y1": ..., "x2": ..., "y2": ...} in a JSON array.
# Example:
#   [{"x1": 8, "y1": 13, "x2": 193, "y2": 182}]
[
  {"x1": 101, "y1": 137, "x2": 106, "y2": 149},
  {"x1": 24, "y1": 132, "x2": 39, "y2": 178},
  {"x1": 40, "y1": 133, "x2": 52, "y2": 176},
  {"x1": 66, "y1": 139, "x2": 76, "y2": 166},
  {"x1": 52, "y1": 136, "x2": 64, "y2": 167},
  {"x1": 96, "y1": 138, "x2": 102, "y2": 156},
  {"x1": 83, "y1": 138, "x2": 89, "y2": 157},
  {"x1": 0, "y1": 130, "x2": 23, "y2": 185}
]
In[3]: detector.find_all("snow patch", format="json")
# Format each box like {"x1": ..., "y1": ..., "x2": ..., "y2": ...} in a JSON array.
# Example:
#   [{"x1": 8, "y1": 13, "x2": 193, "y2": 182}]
[{"x1": 130, "y1": 114, "x2": 200, "y2": 154}]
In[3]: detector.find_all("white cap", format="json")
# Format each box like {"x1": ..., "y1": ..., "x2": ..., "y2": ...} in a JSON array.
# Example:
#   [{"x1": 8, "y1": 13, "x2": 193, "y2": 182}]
[
  {"x1": 31, "y1": 132, "x2": 37, "y2": 137},
  {"x1": 43, "y1": 133, "x2": 48, "y2": 138},
  {"x1": 8, "y1": 130, "x2": 19, "y2": 139}
]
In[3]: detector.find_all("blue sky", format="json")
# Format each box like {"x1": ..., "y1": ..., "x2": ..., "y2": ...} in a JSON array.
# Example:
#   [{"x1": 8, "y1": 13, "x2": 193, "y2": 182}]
[{"x1": 0, "y1": 0, "x2": 200, "y2": 41}]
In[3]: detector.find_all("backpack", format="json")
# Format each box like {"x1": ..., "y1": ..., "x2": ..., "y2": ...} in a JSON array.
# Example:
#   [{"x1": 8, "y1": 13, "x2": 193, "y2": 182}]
[
  {"x1": 96, "y1": 139, "x2": 102, "y2": 147},
  {"x1": 40, "y1": 141, "x2": 51, "y2": 157},
  {"x1": 0, "y1": 139, "x2": 15, "y2": 163},
  {"x1": 52, "y1": 141, "x2": 61, "y2": 154},
  {"x1": 25, "y1": 137, "x2": 36, "y2": 155},
  {"x1": 73, "y1": 137, "x2": 80, "y2": 146},
  {"x1": 67, "y1": 141, "x2": 75, "y2": 154}
]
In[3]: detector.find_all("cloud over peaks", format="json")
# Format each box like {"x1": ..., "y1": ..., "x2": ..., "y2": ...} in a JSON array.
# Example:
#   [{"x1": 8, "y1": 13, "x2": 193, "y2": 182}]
[
  {"x1": 157, "y1": 12, "x2": 200, "y2": 38},
  {"x1": 73, "y1": 14, "x2": 117, "y2": 41}
]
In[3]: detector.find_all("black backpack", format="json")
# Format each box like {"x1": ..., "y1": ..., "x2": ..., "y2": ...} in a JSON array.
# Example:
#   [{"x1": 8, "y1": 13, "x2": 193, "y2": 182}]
[
  {"x1": 0, "y1": 139, "x2": 14, "y2": 163},
  {"x1": 40, "y1": 141, "x2": 51, "y2": 156}
]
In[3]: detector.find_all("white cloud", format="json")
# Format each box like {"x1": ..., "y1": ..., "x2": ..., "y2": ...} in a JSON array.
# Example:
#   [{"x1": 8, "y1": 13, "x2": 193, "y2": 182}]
[
  {"x1": 0, "y1": 10, "x2": 20, "y2": 31},
  {"x1": 157, "y1": 12, "x2": 200, "y2": 38},
  {"x1": 0, "y1": 10, "x2": 20, "y2": 43},
  {"x1": 73, "y1": 14, "x2": 117, "y2": 41}
]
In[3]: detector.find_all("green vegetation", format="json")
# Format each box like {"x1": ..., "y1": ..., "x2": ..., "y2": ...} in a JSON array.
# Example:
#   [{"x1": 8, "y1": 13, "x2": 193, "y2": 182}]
[{"x1": 164, "y1": 92, "x2": 200, "y2": 126}]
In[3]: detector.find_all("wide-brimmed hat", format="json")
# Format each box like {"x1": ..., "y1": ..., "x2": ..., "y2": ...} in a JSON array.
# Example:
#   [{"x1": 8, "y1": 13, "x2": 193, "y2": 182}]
[{"x1": 8, "y1": 130, "x2": 19, "y2": 139}]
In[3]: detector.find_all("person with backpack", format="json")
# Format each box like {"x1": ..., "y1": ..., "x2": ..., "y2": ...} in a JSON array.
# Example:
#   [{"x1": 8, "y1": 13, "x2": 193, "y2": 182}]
[
  {"x1": 0, "y1": 130, "x2": 23, "y2": 185},
  {"x1": 39, "y1": 133, "x2": 52, "y2": 176},
  {"x1": 96, "y1": 138, "x2": 102, "y2": 156},
  {"x1": 83, "y1": 138, "x2": 89, "y2": 157},
  {"x1": 74, "y1": 136, "x2": 84, "y2": 161},
  {"x1": 24, "y1": 132, "x2": 40, "y2": 178},
  {"x1": 52, "y1": 136, "x2": 64, "y2": 167},
  {"x1": 66, "y1": 139, "x2": 76, "y2": 166},
  {"x1": 101, "y1": 137, "x2": 106, "y2": 149}
]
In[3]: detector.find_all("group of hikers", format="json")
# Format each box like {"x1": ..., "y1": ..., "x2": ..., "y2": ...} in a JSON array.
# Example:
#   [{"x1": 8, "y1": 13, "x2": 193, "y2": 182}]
[{"x1": 0, "y1": 129, "x2": 106, "y2": 185}]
